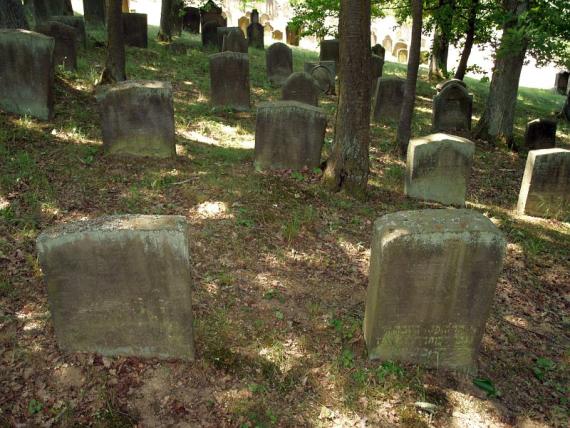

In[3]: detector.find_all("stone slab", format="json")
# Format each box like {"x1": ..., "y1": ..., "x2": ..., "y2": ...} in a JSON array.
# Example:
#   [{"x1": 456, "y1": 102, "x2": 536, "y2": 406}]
[
  {"x1": 372, "y1": 76, "x2": 405, "y2": 123},
  {"x1": 209, "y1": 51, "x2": 250, "y2": 111}
]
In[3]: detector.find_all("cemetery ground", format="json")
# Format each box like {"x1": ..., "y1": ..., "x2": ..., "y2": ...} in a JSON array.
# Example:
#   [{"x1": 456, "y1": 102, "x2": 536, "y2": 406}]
[{"x1": 0, "y1": 28, "x2": 569, "y2": 427}]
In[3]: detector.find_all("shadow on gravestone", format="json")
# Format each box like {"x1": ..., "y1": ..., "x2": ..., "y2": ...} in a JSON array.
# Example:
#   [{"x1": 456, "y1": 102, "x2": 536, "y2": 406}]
[
  {"x1": 35, "y1": 21, "x2": 77, "y2": 71},
  {"x1": 222, "y1": 28, "x2": 247, "y2": 53},
  {"x1": 209, "y1": 52, "x2": 250, "y2": 111},
  {"x1": 524, "y1": 119, "x2": 557, "y2": 150},
  {"x1": 266, "y1": 42, "x2": 292, "y2": 87},
  {"x1": 319, "y1": 39, "x2": 339, "y2": 65},
  {"x1": 0, "y1": 0, "x2": 29, "y2": 29},
  {"x1": 372, "y1": 76, "x2": 405, "y2": 123},
  {"x1": 370, "y1": 54, "x2": 384, "y2": 94},
  {"x1": 123, "y1": 12, "x2": 147, "y2": 48},
  {"x1": 282, "y1": 72, "x2": 319, "y2": 107},
  {"x1": 216, "y1": 26, "x2": 238, "y2": 52},
  {"x1": 201, "y1": 21, "x2": 219, "y2": 47},
  {"x1": 50, "y1": 16, "x2": 86, "y2": 48},
  {"x1": 432, "y1": 82, "x2": 473, "y2": 133}
]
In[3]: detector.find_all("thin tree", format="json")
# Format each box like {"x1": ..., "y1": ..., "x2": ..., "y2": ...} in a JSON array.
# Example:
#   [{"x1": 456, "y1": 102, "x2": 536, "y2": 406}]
[
  {"x1": 396, "y1": 0, "x2": 423, "y2": 157},
  {"x1": 158, "y1": 0, "x2": 174, "y2": 41},
  {"x1": 428, "y1": 0, "x2": 453, "y2": 80},
  {"x1": 454, "y1": 0, "x2": 479, "y2": 80},
  {"x1": 323, "y1": 0, "x2": 371, "y2": 196},
  {"x1": 99, "y1": 0, "x2": 126, "y2": 84}
]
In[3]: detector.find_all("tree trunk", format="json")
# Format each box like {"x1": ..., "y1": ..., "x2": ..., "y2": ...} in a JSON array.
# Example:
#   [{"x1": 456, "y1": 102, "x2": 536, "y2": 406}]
[
  {"x1": 428, "y1": 29, "x2": 448, "y2": 80},
  {"x1": 99, "y1": 0, "x2": 126, "y2": 84},
  {"x1": 158, "y1": 0, "x2": 174, "y2": 41},
  {"x1": 322, "y1": 0, "x2": 371, "y2": 196},
  {"x1": 396, "y1": 0, "x2": 423, "y2": 157},
  {"x1": 454, "y1": 0, "x2": 479, "y2": 80},
  {"x1": 561, "y1": 91, "x2": 570, "y2": 121},
  {"x1": 475, "y1": 0, "x2": 529, "y2": 147}
]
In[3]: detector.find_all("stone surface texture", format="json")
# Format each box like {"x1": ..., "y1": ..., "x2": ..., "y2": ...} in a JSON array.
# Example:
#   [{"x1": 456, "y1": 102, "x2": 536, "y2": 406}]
[
  {"x1": 304, "y1": 61, "x2": 335, "y2": 95},
  {"x1": 266, "y1": 42, "x2": 292, "y2": 86},
  {"x1": 372, "y1": 76, "x2": 405, "y2": 122},
  {"x1": 209, "y1": 52, "x2": 250, "y2": 110},
  {"x1": 49, "y1": 15, "x2": 86, "y2": 47},
  {"x1": 319, "y1": 39, "x2": 339, "y2": 64},
  {"x1": 432, "y1": 82, "x2": 473, "y2": 132},
  {"x1": 282, "y1": 72, "x2": 319, "y2": 107},
  {"x1": 247, "y1": 22, "x2": 264, "y2": 49},
  {"x1": 524, "y1": 119, "x2": 557, "y2": 150},
  {"x1": 222, "y1": 28, "x2": 247, "y2": 53},
  {"x1": 35, "y1": 21, "x2": 77, "y2": 70},
  {"x1": 122, "y1": 12, "x2": 147, "y2": 48}
]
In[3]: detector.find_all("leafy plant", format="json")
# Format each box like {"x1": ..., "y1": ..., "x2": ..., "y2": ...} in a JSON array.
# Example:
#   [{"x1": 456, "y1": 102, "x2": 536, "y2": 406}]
[
  {"x1": 376, "y1": 361, "x2": 404, "y2": 381},
  {"x1": 473, "y1": 377, "x2": 501, "y2": 398},
  {"x1": 28, "y1": 399, "x2": 43, "y2": 415},
  {"x1": 533, "y1": 357, "x2": 556, "y2": 381}
]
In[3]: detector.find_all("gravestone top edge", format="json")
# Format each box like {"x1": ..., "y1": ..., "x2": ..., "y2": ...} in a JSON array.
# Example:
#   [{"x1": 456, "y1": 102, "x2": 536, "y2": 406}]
[
  {"x1": 209, "y1": 51, "x2": 249, "y2": 60},
  {"x1": 0, "y1": 28, "x2": 54, "y2": 41},
  {"x1": 257, "y1": 100, "x2": 326, "y2": 115},
  {"x1": 95, "y1": 80, "x2": 172, "y2": 99},
  {"x1": 410, "y1": 133, "x2": 474, "y2": 148}
]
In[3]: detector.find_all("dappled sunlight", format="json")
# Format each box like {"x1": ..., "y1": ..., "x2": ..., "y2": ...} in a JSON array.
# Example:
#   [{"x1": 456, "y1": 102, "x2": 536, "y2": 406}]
[
  {"x1": 0, "y1": 195, "x2": 9, "y2": 210},
  {"x1": 192, "y1": 201, "x2": 232, "y2": 220}
]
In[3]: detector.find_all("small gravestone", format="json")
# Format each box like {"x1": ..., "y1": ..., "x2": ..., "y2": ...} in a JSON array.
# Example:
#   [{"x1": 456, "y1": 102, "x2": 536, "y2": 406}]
[
  {"x1": 397, "y1": 49, "x2": 408, "y2": 63},
  {"x1": 370, "y1": 54, "x2": 384, "y2": 92},
  {"x1": 517, "y1": 148, "x2": 570, "y2": 220},
  {"x1": 432, "y1": 81, "x2": 473, "y2": 132},
  {"x1": 372, "y1": 76, "x2": 405, "y2": 122},
  {"x1": 266, "y1": 42, "x2": 292, "y2": 86},
  {"x1": 0, "y1": 0, "x2": 29, "y2": 29},
  {"x1": 364, "y1": 209, "x2": 506, "y2": 371},
  {"x1": 247, "y1": 12, "x2": 264, "y2": 49},
  {"x1": 216, "y1": 26, "x2": 238, "y2": 51},
  {"x1": 222, "y1": 28, "x2": 247, "y2": 53},
  {"x1": 201, "y1": 21, "x2": 219, "y2": 47},
  {"x1": 96, "y1": 81, "x2": 175, "y2": 158},
  {"x1": 263, "y1": 22, "x2": 273, "y2": 36},
  {"x1": 554, "y1": 71, "x2": 569, "y2": 95},
  {"x1": 209, "y1": 52, "x2": 250, "y2": 111},
  {"x1": 0, "y1": 29, "x2": 54, "y2": 120},
  {"x1": 282, "y1": 72, "x2": 319, "y2": 107},
  {"x1": 371, "y1": 43, "x2": 385, "y2": 61},
  {"x1": 524, "y1": 119, "x2": 556, "y2": 150},
  {"x1": 238, "y1": 16, "x2": 249, "y2": 36},
  {"x1": 319, "y1": 39, "x2": 339, "y2": 65},
  {"x1": 272, "y1": 30, "x2": 283, "y2": 41},
  {"x1": 50, "y1": 16, "x2": 86, "y2": 48},
  {"x1": 35, "y1": 21, "x2": 77, "y2": 71},
  {"x1": 254, "y1": 101, "x2": 327, "y2": 170},
  {"x1": 405, "y1": 133, "x2": 475, "y2": 206},
  {"x1": 286, "y1": 22, "x2": 300, "y2": 46},
  {"x1": 83, "y1": 0, "x2": 106, "y2": 25},
  {"x1": 123, "y1": 12, "x2": 147, "y2": 48},
  {"x1": 182, "y1": 6, "x2": 200, "y2": 33},
  {"x1": 200, "y1": 0, "x2": 225, "y2": 28},
  {"x1": 36, "y1": 215, "x2": 195, "y2": 361},
  {"x1": 304, "y1": 61, "x2": 336, "y2": 95}
]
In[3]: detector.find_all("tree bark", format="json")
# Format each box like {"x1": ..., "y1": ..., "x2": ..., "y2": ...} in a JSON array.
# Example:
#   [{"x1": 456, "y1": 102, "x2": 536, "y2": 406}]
[
  {"x1": 475, "y1": 0, "x2": 529, "y2": 147},
  {"x1": 396, "y1": 0, "x2": 423, "y2": 157},
  {"x1": 322, "y1": 0, "x2": 371, "y2": 196},
  {"x1": 428, "y1": 29, "x2": 448, "y2": 80},
  {"x1": 454, "y1": 0, "x2": 479, "y2": 80},
  {"x1": 99, "y1": 0, "x2": 126, "y2": 84},
  {"x1": 561, "y1": 91, "x2": 570, "y2": 121},
  {"x1": 158, "y1": 0, "x2": 174, "y2": 41}
]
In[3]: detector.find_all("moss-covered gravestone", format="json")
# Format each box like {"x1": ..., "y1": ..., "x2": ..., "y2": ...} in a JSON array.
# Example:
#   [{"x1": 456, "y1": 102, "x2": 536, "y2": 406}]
[
  {"x1": 209, "y1": 52, "x2": 250, "y2": 111},
  {"x1": 96, "y1": 81, "x2": 175, "y2": 158},
  {"x1": 364, "y1": 209, "x2": 506, "y2": 371},
  {"x1": 36, "y1": 215, "x2": 195, "y2": 360},
  {"x1": 266, "y1": 42, "x2": 292, "y2": 86}
]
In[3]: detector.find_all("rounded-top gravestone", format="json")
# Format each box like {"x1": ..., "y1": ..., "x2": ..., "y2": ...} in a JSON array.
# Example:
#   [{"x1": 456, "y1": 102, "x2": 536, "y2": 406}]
[
  {"x1": 35, "y1": 20, "x2": 77, "y2": 71},
  {"x1": 222, "y1": 28, "x2": 247, "y2": 53},
  {"x1": 282, "y1": 72, "x2": 319, "y2": 107},
  {"x1": 266, "y1": 42, "x2": 292, "y2": 86},
  {"x1": 524, "y1": 118, "x2": 557, "y2": 150},
  {"x1": 432, "y1": 82, "x2": 473, "y2": 132},
  {"x1": 372, "y1": 76, "x2": 405, "y2": 123}
]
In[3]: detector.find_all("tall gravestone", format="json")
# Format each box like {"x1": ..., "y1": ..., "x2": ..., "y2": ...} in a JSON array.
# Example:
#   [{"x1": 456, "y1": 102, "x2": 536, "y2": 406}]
[
  {"x1": 222, "y1": 28, "x2": 247, "y2": 53},
  {"x1": 35, "y1": 21, "x2": 77, "y2": 71},
  {"x1": 364, "y1": 209, "x2": 506, "y2": 371},
  {"x1": 36, "y1": 215, "x2": 195, "y2": 361},
  {"x1": 247, "y1": 9, "x2": 264, "y2": 49},
  {"x1": 372, "y1": 76, "x2": 405, "y2": 122},
  {"x1": 304, "y1": 61, "x2": 335, "y2": 95},
  {"x1": 123, "y1": 12, "x2": 147, "y2": 48},
  {"x1": 182, "y1": 7, "x2": 200, "y2": 33},
  {"x1": 209, "y1": 52, "x2": 250, "y2": 111},
  {"x1": 432, "y1": 81, "x2": 473, "y2": 132},
  {"x1": 266, "y1": 42, "x2": 292, "y2": 86},
  {"x1": 282, "y1": 72, "x2": 319, "y2": 107},
  {"x1": 96, "y1": 81, "x2": 175, "y2": 158},
  {"x1": 0, "y1": 0, "x2": 29, "y2": 29},
  {"x1": 524, "y1": 119, "x2": 557, "y2": 150},
  {"x1": 254, "y1": 101, "x2": 327, "y2": 170},
  {"x1": 517, "y1": 148, "x2": 570, "y2": 220},
  {"x1": 405, "y1": 133, "x2": 475, "y2": 206},
  {"x1": 83, "y1": 0, "x2": 106, "y2": 26},
  {"x1": 0, "y1": 29, "x2": 54, "y2": 120},
  {"x1": 554, "y1": 71, "x2": 569, "y2": 95},
  {"x1": 50, "y1": 16, "x2": 86, "y2": 48},
  {"x1": 319, "y1": 39, "x2": 339, "y2": 65},
  {"x1": 285, "y1": 22, "x2": 300, "y2": 46},
  {"x1": 216, "y1": 26, "x2": 238, "y2": 51}
]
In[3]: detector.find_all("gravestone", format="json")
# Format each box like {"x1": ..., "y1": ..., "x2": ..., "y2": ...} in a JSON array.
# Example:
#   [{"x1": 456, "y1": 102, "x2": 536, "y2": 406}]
[
  {"x1": 282, "y1": 72, "x2": 319, "y2": 107},
  {"x1": 364, "y1": 209, "x2": 506, "y2": 371},
  {"x1": 24, "y1": 0, "x2": 69, "y2": 24},
  {"x1": 397, "y1": 49, "x2": 408, "y2": 63},
  {"x1": 263, "y1": 22, "x2": 273, "y2": 36},
  {"x1": 304, "y1": 61, "x2": 336, "y2": 95},
  {"x1": 517, "y1": 148, "x2": 570, "y2": 220},
  {"x1": 372, "y1": 76, "x2": 405, "y2": 122},
  {"x1": 200, "y1": 0, "x2": 225, "y2": 28},
  {"x1": 272, "y1": 30, "x2": 282, "y2": 41},
  {"x1": 285, "y1": 22, "x2": 300, "y2": 46},
  {"x1": 83, "y1": 0, "x2": 106, "y2": 25},
  {"x1": 238, "y1": 16, "x2": 249, "y2": 37},
  {"x1": 382, "y1": 35, "x2": 392, "y2": 53},
  {"x1": 524, "y1": 119, "x2": 557, "y2": 150},
  {"x1": 182, "y1": 6, "x2": 200, "y2": 33},
  {"x1": 436, "y1": 78, "x2": 466, "y2": 92},
  {"x1": 432, "y1": 82, "x2": 473, "y2": 132},
  {"x1": 554, "y1": 71, "x2": 569, "y2": 95},
  {"x1": 260, "y1": 13, "x2": 270, "y2": 25},
  {"x1": 35, "y1": 21, "x2": 77, "y2": 71},
  {"x1": 250, "y1": 9, "x2": 259, "y2": 24},
  {"x1": 222, "y1": 28, "x2": 247, "y2": 53},
  {"x1": 122, "y1": 13, "x2": 147, "y2": 48},
  {"x1": 319, "y1": 39, "x2": 339, "y2": 64},
  {"x1": 370, "y1": 54, "x2": 384, "y2": 92},
  {"x1": 371, "y1": 43, "x2": 385, "y2": 61},
  {"x1": 247, "y1": 15, "x2": 264, "y2": 50},
  {"x1": 96, "y1": 81, "x2": 175, "y2": 158},
  {"x1": 405, "y1": 133, "x2": 475, "y2": 206},
  {"x1": 216, "y1": 26, "x2": 238, "y2": 51},
  {"x1": 0, "y1": 0, "x2": 29, "y2": 29},
  {"x1": 266, "y1": 42, "x2": 292, "y2": 86},
  {"x1": 36, "y1": 215, "x2": 195, "y2": 361},
  {"x1": 0, "y1": 29, "x2": 54, "y2": 120},
  {"x1": 50, "y1": 16, "x2": 86, "y2": 48},
  {"x1": 209, "y1": 52, "x2": 250, "y2": 111},
  {"x1": 201, "y1": 21, "x2": 219, "y2": 47},
  {"x1": 254, "y1": 101, "x2": 327, "y2": 170}
]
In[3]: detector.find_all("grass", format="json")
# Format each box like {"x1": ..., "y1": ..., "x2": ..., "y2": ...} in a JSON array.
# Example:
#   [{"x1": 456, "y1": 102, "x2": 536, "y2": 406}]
[{"x1": 0, "y1": 25, "x2": 569, "y2": 427}]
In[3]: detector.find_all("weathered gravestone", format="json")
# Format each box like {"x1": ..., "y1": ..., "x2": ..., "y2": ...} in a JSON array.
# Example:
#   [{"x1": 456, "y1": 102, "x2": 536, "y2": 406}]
[
  {"x1": 436, "y1": 78, "x2": 466, "y2": 92},
  {"x1": 517, "y1": 148, "x2": 570, "y2": 220},
  {"x1": 370, "y1": 54, "x2": 384, "y2": 92},
  {"x1": 282, "y1": 72, "x2": 319, "y2": 107},
  {"x1": 123, "y1": 12, "x2": 147, "y2": 48},
  {"x1": 272, "y1": 30, "x2": 283, "y2": 41},
  {"x1": 209, "y1": 52, "x2": 250, "y2": 111},
  {"x1": 364, "y1": 209, "x2": 506, "y2": 371},
  {"x1": 35, "y1": 21, "x2": 77, "y2": 71},
  {"x1": 222, "y1": 28, "x2": 247, "y2": 53},
  {"x1": 0, "y1": 29, "x2": 54, "y2": 120},
  {"x1": 50, "y1": 16, "x2": 86, "y2": 48},
  {"x1": 96, "y1": 81, "x2": 175, "y2": 158},
  {"x1": 372, "y1": 76, "x2": 405, "y2": 122},
  {"x1": 36, "y1": 215, "x2": 195, "y2": 360},
  {"x1": 254, "y1": 101, "x2": 327, "y2": 170},
  {"x1": 0, "y1": 0, "x2": 29, "y2": 29},
  {"x1": 216, "y1": 26, "x2": 239, "y2": 51},
  {"x1": 524, "y1": 119, "x2": 557, "y2": 150},
  {"x1": 247, "y1": 12, "x2": 264, "y2": 49},
  {"x1": 83, "y1": 0, "x2": 106, "y2": 26},
  {"x1": 397, "y1": 49, "x2": 408, "y2": 64},
  {"x1": 432, "y1": 81, "x2": 473, "y2": 132},
  {"x1": 266, "y1": 42, "x2": 292, "y2": 86},
  {"x1": 405, "y1": 133, "x2": 475, "y2": 206},
  {"x1": 200, "y1": 0, "x2": 225, "y2": 28},
  {"x1": 285, "y1": 22, "x2": 300, "y2": 46},
  {"x1": 371, "y1": 43, "x2": 385, "y2": 61},
  {"x1": 304, "y1": 61, "x2": 336, "y2": 95},
  {"x1": 319, "y1": 39, "x2": 339, "y2": 65},
  {"x1": 201, "y1": 21, "x2": 219, "y2": 47},
  {"x1": 238, "y1": 16, "x2": 249, "y2": 37},
  {"x1": 182, "y1": 7, "x2": 200, "y2": 33},
  {"x1": 554, "y1": 71, "x2": 569, "y2": 95},
  {"x1": 169, "y1": 39, "x2": 189, "y2": 54}
]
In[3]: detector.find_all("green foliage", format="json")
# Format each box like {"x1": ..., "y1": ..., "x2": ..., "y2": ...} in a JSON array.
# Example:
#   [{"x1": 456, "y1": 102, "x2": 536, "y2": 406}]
[
  {"x1": 376, "y1": 361, "x2": 405, "y2": 381},
  {"x1": 533, "y1": 357, "x2": 556, "y2": 381},
  {"x1": 473, "y1": 377, "x2": 501, "y2": 398}
]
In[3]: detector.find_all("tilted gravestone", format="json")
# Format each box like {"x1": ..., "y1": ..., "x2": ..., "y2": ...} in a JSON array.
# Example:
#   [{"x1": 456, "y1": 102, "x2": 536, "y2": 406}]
[
  {"x1": 372, "y1": 76, "x2": 405, "y2": 122},
  {"x1": 201, "y1": 21, "x2": 219, "y2": 47},
  {"x1": 222, "y1": 28, "x2": 247, "y2": 53},
  {"x1": 554, "y1": 71, "x2": 569, "y2": 95},
  {"x1": 182, "y1": 6, "x2": 200, "y2": 33},
  {"x1": 364, "y1": 209, "x2": 506, "y2": 371},
  {"x1": 50, "y1": 16, "x2": 86, "y2": 48},
  {"x1": 524, "y1": 119, "x2": 557, "y2": 150},
  {"x1": 35, "y1": 21, "x2": 77, "y2": 71},
  {"x1": 319, "y1": 39, "x2": 339, "y2": 65},
  {"x1": 254, "y1": 101, "x2": 327, "y2": 170},
  {"x1": 83, "y1": 0, "x2": 106, "y2": 25},
  {"x1": 209, "y1": 52, "x2": 250, "y2": 111},
  {"x1": 0, "y1": 0, "x2": 29, "y2": 29},
  {"x1": 36, "y1": 215, "x2": 195, "y2": 361},
  {"x1": 517, "y1": 148, "x2": 570, "y2": 220},
  {"x1": 0, "y1": 29, "x2": 54, "y2": 120},
  {"x1": 405, "y1": 133, "x2": 475, "y2": 206},
  {"x1": 247, "y1": 21, "x2": 264, "y2": 49},
  {"x1": 266, "y1": 42, "x2": 292, "y2": 86},
  {"x1": 282, "y1": 72, "x2": 319, "y2": 107},
  {"x1": 96, "y1": 81, "x2": 175, "y2": 158},
  {"x1": 370, "y1": 54, "x2": 384, "y2": 92},
  {"x1": 216, "y1": 26, "x2": 238, "y2": 51},
  {"x1": 123, "y1": 12, "x2": 147, "y2": 48},
  {"x1": 285, "y1": 22, "x2": 300, "y2": 46},
  {"x1": 304, "y1": 61, "x2": 336, "y2": 95},
  {"x1": 432, "y1": 81, "x2": 473, "y2": 132},
  {"x1": 371, "y1": 43, "x2": 385, "y2": 61}
]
